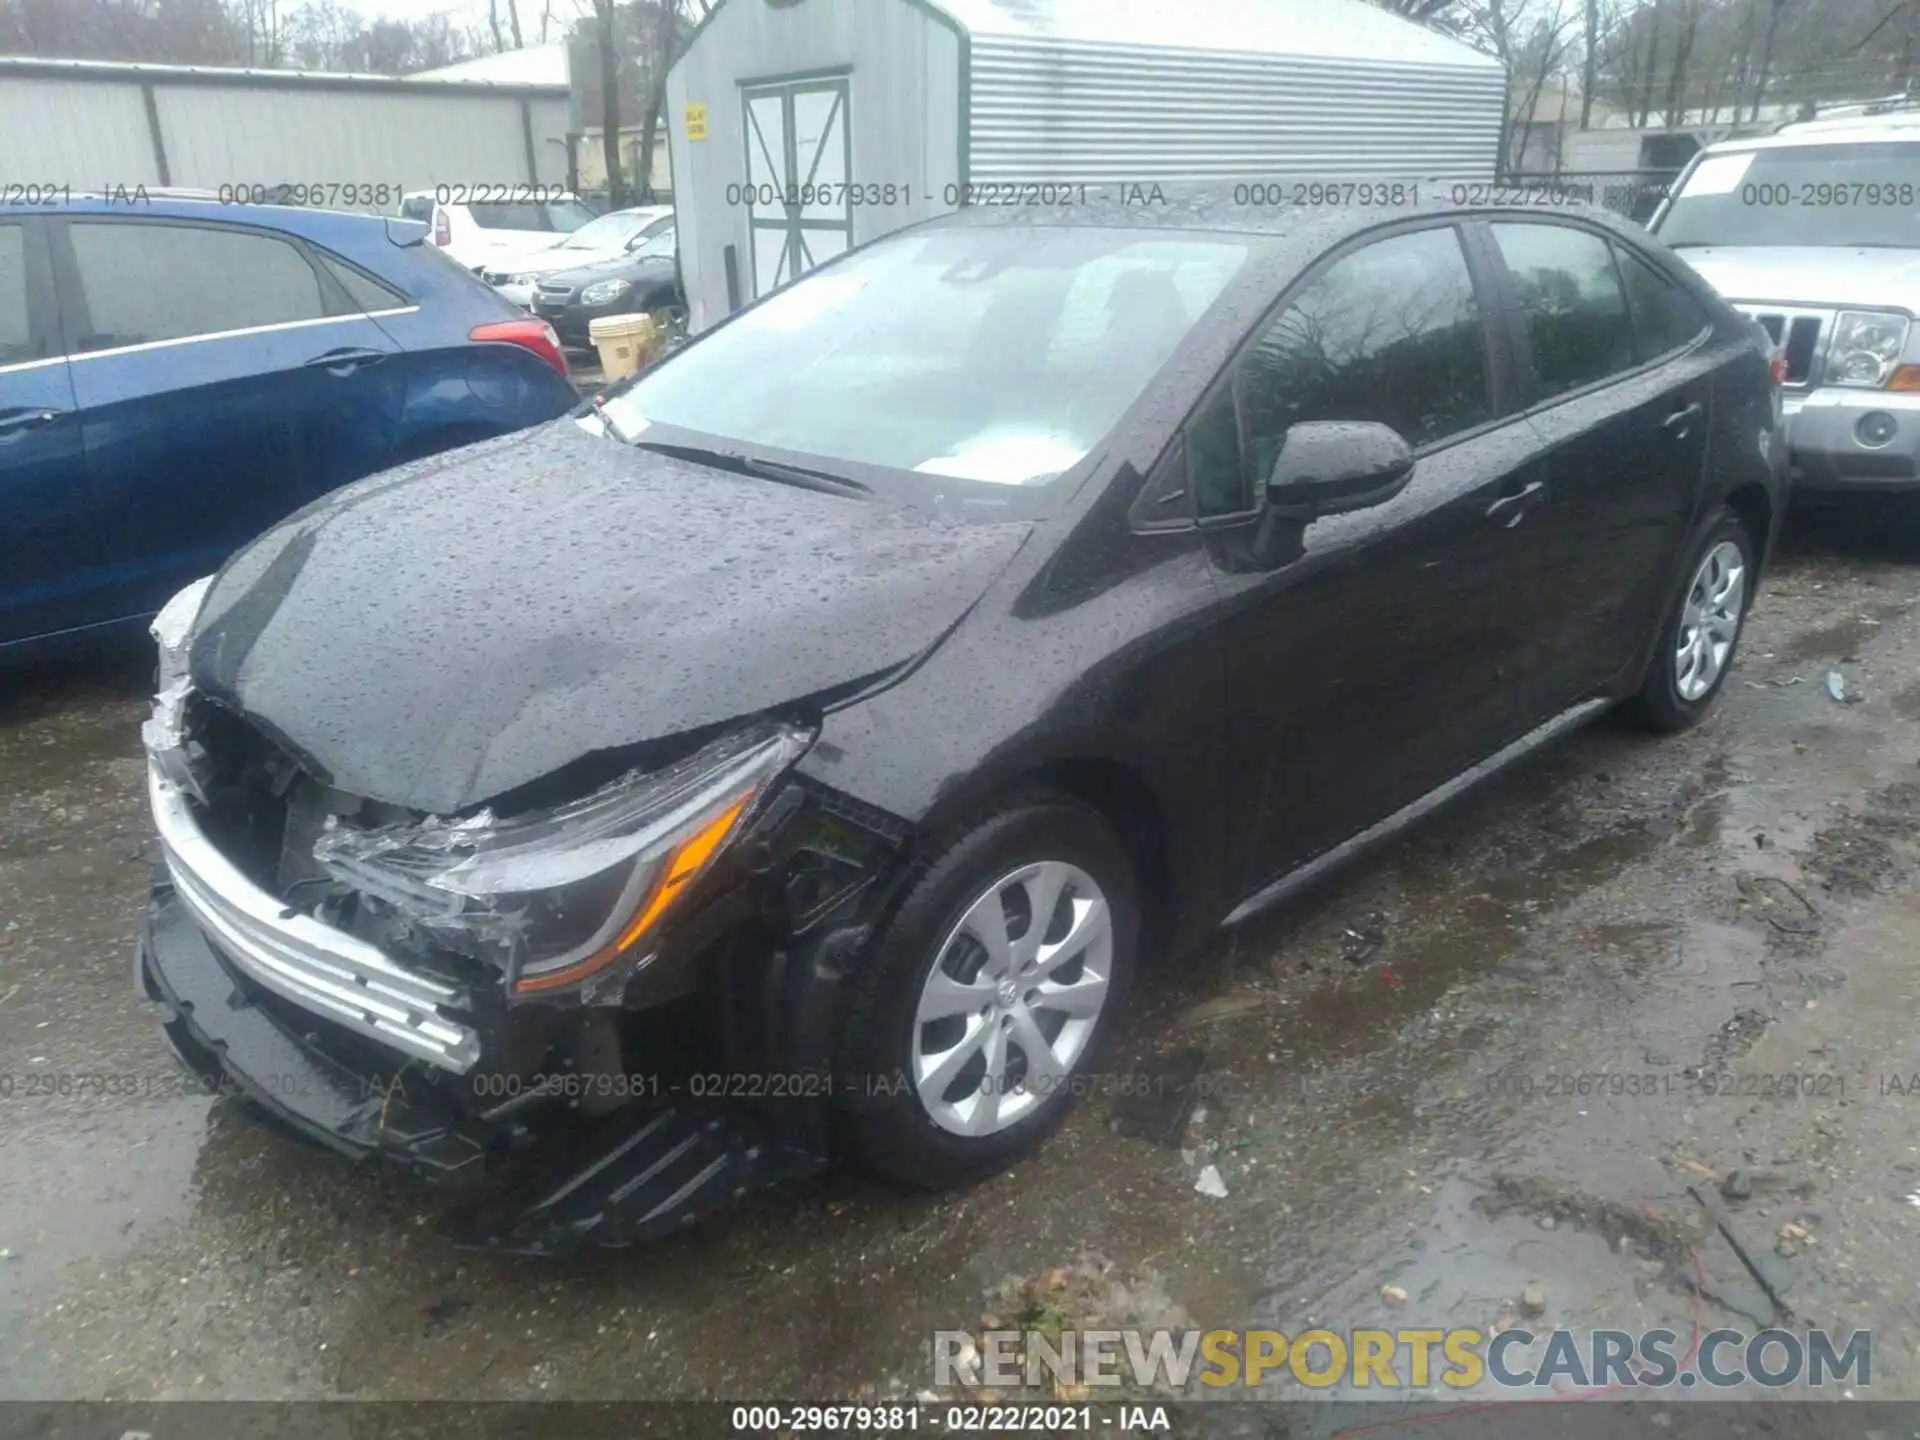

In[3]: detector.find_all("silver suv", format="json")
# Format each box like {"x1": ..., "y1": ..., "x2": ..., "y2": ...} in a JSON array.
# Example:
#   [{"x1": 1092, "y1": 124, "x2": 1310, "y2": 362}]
[{"x1": 1650, "y1": 108, "x2": 1920, "y2": 493}]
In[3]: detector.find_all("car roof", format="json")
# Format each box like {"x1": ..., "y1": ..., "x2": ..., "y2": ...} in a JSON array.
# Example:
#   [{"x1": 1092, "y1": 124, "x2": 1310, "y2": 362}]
[
  {"x1": 0, "y1": 192, "x2": 398, "y2": 243},
  {"x1": 1694, "y1": 115, "x2": 1920, "y2": 155},
  {"x1": 915, "y1": 182, "x2": 1641, "y2": 248}
]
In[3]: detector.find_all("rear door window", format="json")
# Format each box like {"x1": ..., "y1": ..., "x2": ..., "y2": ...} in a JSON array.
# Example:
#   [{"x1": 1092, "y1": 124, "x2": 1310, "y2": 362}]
[
  {"x1": 1489, "y1": 222, "x2": 1637, "y2": 399},
  {"x1": 1614, "y1": 245, "x2": 1709, "y2": 361},
  {"x1": 0, "y1": 223, "x2": 32, "y2": 365},
  {"x1": 68, "y1": 221, "x2": 327, "y2": 350}
]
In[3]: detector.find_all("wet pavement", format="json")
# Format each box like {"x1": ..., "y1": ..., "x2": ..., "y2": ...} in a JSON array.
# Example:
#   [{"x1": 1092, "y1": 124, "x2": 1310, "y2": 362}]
[{"x1": 3, "y1": 502, "x2": 1920, "y2": 1405}]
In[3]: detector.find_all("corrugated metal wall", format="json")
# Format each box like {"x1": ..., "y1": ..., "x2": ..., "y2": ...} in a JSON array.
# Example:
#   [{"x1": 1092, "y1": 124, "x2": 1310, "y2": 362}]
[
  {"x1": 666, "y1": 0, "x2": 961, "y2": 333},
  {"x1": 0, "y1": 77, "x2": 162, "y2": 184},
  {"x1": 967, "y1": 39, "x2": 1505, "y2": 183},
  {"x1": 0, "y1": 68, "x2": 570, "y2": 204},
  {"x1": 154, "y1": 88, "x2": 545, "y2": 192}
]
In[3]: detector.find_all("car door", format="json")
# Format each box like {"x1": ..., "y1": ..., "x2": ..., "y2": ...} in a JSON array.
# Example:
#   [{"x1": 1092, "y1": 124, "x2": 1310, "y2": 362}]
[
  {"x1": 0, "y1": 214, "x2": 96, "y2": 648},
  {"x1": 54, "y1": 216, "x2": 403, "y2": 620},
  {"x1": 1195, "y1": 222, "x2": 1549, "y2": 901},
  {"x1": 1481, "y1": 219, "x2": 1713, "y2": 724}
]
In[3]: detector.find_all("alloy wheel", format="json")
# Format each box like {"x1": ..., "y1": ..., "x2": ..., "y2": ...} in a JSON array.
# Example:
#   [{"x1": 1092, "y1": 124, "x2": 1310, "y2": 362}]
[
  {"x1": 910, "y1": 860, "x2": 1113, "y2": 1138},
  {"x1": 1675, "y1": 539, "x2": 1746, "y2": 702}
]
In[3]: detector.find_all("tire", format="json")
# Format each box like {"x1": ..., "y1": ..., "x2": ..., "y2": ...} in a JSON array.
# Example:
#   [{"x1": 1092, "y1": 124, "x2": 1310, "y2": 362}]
[
  {"x1": 1625, "y1": 507, "x2": 1756, "y2": 733},
  {"x1": 835, "y1": 794, "x2": 1139, "y2": 1190}
]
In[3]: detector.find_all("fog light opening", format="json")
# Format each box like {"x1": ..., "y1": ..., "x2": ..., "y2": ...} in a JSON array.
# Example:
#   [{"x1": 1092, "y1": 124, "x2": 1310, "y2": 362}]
[{"x1": 1855, "y1": 411, "x2": 1898, "y2": 449}]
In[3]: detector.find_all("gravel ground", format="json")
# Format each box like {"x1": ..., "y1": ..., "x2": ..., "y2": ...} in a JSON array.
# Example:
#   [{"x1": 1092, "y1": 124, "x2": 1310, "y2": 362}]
[{"x1": 2, "y1": 499, "x2": 1919, "y2": 1407}]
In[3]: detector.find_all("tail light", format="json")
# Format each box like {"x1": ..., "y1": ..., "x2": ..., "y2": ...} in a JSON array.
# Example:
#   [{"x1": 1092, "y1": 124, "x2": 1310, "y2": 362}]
[
  {"x1": 1769, "y1": 348, "x2": 1788, "y2": 387},
  {"x1": 471, "y1": 317, "x2": 569, "y2": 377},
  {"x1": 433, "y1": 208, "x2": 451, "y2": 247}
]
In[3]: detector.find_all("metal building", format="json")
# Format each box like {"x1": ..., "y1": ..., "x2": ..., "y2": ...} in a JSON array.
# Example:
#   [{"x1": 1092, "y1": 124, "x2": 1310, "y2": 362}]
[
  {"x1": 0, "y1": 56, "x2": 571, "y2": 206},
  {"x1": 665, "y1": 0, "x2": 1506, "y2": 332}
]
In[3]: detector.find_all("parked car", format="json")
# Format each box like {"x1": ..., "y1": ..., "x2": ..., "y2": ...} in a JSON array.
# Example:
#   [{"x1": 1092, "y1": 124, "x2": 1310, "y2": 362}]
[
  {"x1": 530, "y1": 221, "x2": 682, "y2": 350},
  {"x1": 137, "y1": 195, "x2": 1786, "y2": 1252},
  {"x1": 0, "y1": 194, "x2": 578, "y2": 654},
  {"x1": 398, "y1": 190, "x2": 599, "y2": 274},
  {"x1": 481, "y1": 206, "x2": 674, "y2": 308},
  {"x1": 1650, "y1": 109, "x2": 1920, "y2": 494}
]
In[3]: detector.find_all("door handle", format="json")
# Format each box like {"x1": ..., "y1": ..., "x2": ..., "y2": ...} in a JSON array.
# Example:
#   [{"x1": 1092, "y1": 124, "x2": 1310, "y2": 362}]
[
  {"x1": 1486, "y1": 479, "x2": 1545, "y2": 528},
  {"x1": 0, "y1": 407, "x2": 61, "y2": 440},
  {"x1": 1662, "y1": 401, "x2": 1704, "y2": 438},
  {"x1": 304, "y1": 347, "x2": 388, "y2": 375}
]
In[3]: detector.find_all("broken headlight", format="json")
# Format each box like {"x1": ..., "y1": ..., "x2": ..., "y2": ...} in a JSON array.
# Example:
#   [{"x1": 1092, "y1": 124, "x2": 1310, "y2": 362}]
[
  {"x1": 312, "y1": 723, "x2": 812, "y2": 997},
  {"x1": 150, "y1": 574, "x2": 214, "y2": 692}
]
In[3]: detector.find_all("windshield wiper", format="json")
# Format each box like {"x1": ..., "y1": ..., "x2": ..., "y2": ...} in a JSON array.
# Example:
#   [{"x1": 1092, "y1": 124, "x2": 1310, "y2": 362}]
[
  {"x1": 631, "y1": 439, "x2": 872, "y2": 497},
  {"x1": 592, "y1": 401, "x2": 639, "y2": 446}
]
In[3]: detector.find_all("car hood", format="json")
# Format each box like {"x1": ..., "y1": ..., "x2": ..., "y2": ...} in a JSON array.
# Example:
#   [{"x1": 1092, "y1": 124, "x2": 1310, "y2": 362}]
[
  {"x1": 1672, "y1": 245, "x2": 1920, "y2": 311},
  {"x1": 501, "y1": 243, "x2": 627, "y2": 278},
  {"x1": 546, "y1": 254, "x2": 677, "y2": 289},
  {"x1": 456, "y1": 232, "x2": 581, "y2": 266},
  {"x1": 186, "y1": 423, "x2": 1032, "y2": 814}
]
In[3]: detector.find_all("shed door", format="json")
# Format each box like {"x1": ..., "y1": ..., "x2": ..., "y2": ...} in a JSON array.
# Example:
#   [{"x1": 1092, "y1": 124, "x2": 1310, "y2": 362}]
[{"x1": 741, "y1": 77, "x2": 853, "y2": 299}]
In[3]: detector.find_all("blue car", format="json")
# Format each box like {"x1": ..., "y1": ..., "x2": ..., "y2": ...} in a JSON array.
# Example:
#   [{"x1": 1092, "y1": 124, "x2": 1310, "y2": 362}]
[{"x1": 0, "y1": 194, "x2": 579, "y2": 654}]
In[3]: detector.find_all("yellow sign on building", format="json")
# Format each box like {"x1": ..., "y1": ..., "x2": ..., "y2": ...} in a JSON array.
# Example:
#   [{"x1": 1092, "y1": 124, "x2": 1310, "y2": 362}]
[{"x1": 685, "y1": 103, "x2": 708, "y2": 141}]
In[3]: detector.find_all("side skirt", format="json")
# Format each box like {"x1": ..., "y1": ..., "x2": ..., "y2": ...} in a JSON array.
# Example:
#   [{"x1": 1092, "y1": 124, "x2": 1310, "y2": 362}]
[{"x1": 1223, "y1": 698, "x2": 1613, "y2": 928}]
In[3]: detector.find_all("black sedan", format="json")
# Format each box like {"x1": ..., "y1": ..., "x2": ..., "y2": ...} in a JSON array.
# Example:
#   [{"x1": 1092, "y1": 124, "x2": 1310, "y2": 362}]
[
  {"x1": 528, "y1": 222, "x2": 682, "y2": 350},
  {"x1": 136, "y1": 194, "x2": 1787, "y2": 1252}
]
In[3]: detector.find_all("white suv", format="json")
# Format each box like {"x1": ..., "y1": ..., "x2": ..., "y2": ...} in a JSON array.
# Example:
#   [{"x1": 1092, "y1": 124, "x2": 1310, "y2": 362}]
[
  {"x1": 1650, "y1": 107, "x2": 1920, "y2": 494},
  {"x1": 398, "y1": 190, "x2": 601, "y2": 275}
]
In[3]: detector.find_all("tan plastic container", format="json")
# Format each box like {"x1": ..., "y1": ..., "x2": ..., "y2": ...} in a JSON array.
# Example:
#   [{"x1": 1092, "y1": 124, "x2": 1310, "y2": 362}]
[{"x1": 588, "y1": 313, "x2": 658, "y2": 380}]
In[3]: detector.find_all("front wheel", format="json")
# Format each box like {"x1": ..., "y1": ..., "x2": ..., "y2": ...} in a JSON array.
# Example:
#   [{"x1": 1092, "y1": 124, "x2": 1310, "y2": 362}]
[
  {"x1": 1625, "y1": 508, "x2": 1755, "y2": 732},
  {"x1": 835, "y1": 795, "x2": 1138, "y2": 1190}
]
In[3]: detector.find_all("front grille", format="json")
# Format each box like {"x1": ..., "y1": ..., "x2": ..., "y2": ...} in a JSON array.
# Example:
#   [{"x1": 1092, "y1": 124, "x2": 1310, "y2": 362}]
[
  {"x1": 1739, "y1": 307, "x2": 1828, "y2": 387},
  {"x1": 536, "y1": 282, "x2": 574, "y2": 301}
]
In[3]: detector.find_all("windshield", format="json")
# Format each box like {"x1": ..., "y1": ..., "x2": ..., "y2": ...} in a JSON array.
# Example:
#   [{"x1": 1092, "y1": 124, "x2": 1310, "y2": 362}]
[
  {"x1": 1656, "y1": 141, "x2": 1920, "y2": 248},
  {"x1": 630, "y1": 223, "x2": 676, "y2": 259},
  {"x1": 558, "y1": 210, "x2": 656, "y2": 249},
  {"x1": 599, "y1": 227, "x2": 1247, "y2": 486},
  {"x1": 469, "y1": 200, "x2": 596, "y2": 233}
]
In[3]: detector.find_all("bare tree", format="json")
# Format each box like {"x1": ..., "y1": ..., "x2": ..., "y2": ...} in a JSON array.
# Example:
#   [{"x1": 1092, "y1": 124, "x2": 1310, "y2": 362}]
[
  {"x1": 1482, "y1": 0, "x2": 1578, "y2": 171},
  {"x1": 632, "y1": 0, "x2": 710, "y2": 200},
  {"x1": 1580, "y1": 0, "x2": 1601, "y2": 124},
  {"x1": 592, "y1": 0, "x2": 625, "y2": 204},
  {"x1": 1660, "y1": 0, "x2": 1705, "y2": 124}
]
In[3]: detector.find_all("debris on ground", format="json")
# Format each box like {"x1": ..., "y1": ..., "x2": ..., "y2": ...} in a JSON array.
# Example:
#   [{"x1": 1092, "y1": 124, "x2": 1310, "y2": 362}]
[
  {"x1": 1721, "y1": 1170, "x2": 1753, "y2": 1202},
  {"x1": 1111, "y1": 1047, "x2": 1207, "y2": 1149},
  {"x1": 1194, "y1": 1165, "x2": 1228, "y2": 1198},
  {"x1": 1828, "y1": 669, "x2": 1864, "y2": 703},
  {"x1": 1734, "y1": 872, "x2": 1821, "y2": 934},
  {"x1": 1380, "y1": 1284, "x2": 1408, "y2": 1307},
  {"x1": 1341, "y1": 920, "x2": 1385, "y2": 965},
  {"x1": 1519, "y1": 1283, "x2": 1547, "y2": 1316}
]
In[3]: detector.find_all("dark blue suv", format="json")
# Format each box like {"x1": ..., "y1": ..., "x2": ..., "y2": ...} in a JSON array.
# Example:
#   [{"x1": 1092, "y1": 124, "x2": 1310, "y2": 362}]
[{"x1": 0, "y1": 195, "x2": 579, "y2": 654}]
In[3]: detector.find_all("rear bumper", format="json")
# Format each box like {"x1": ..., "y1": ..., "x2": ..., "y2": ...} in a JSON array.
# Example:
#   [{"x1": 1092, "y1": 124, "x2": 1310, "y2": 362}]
[{"x1": 1783, "y1": 387, "x2": 1920, "y2": 491}]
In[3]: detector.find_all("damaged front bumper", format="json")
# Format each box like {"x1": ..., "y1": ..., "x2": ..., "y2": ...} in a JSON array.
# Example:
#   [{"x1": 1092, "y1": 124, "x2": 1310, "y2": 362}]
[{"x1": 138, "y1": 872, "x2": 831, "y2": 1251}]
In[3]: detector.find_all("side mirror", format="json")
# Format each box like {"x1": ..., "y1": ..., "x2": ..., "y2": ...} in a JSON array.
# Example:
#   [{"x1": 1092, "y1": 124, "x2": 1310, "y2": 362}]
[{"x1": 1264, "y1": 421, "x2": 1415, "y2": 520}]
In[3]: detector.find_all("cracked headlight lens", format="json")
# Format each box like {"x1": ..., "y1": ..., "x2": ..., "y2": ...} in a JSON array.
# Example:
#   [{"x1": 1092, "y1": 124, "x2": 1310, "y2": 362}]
[
  {"x1": 313, "y1": 723, "x2": 812, "y2": 996},
  {"x1": 1828, "y1": 310, "x2": 1911, "y2": 387}
]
